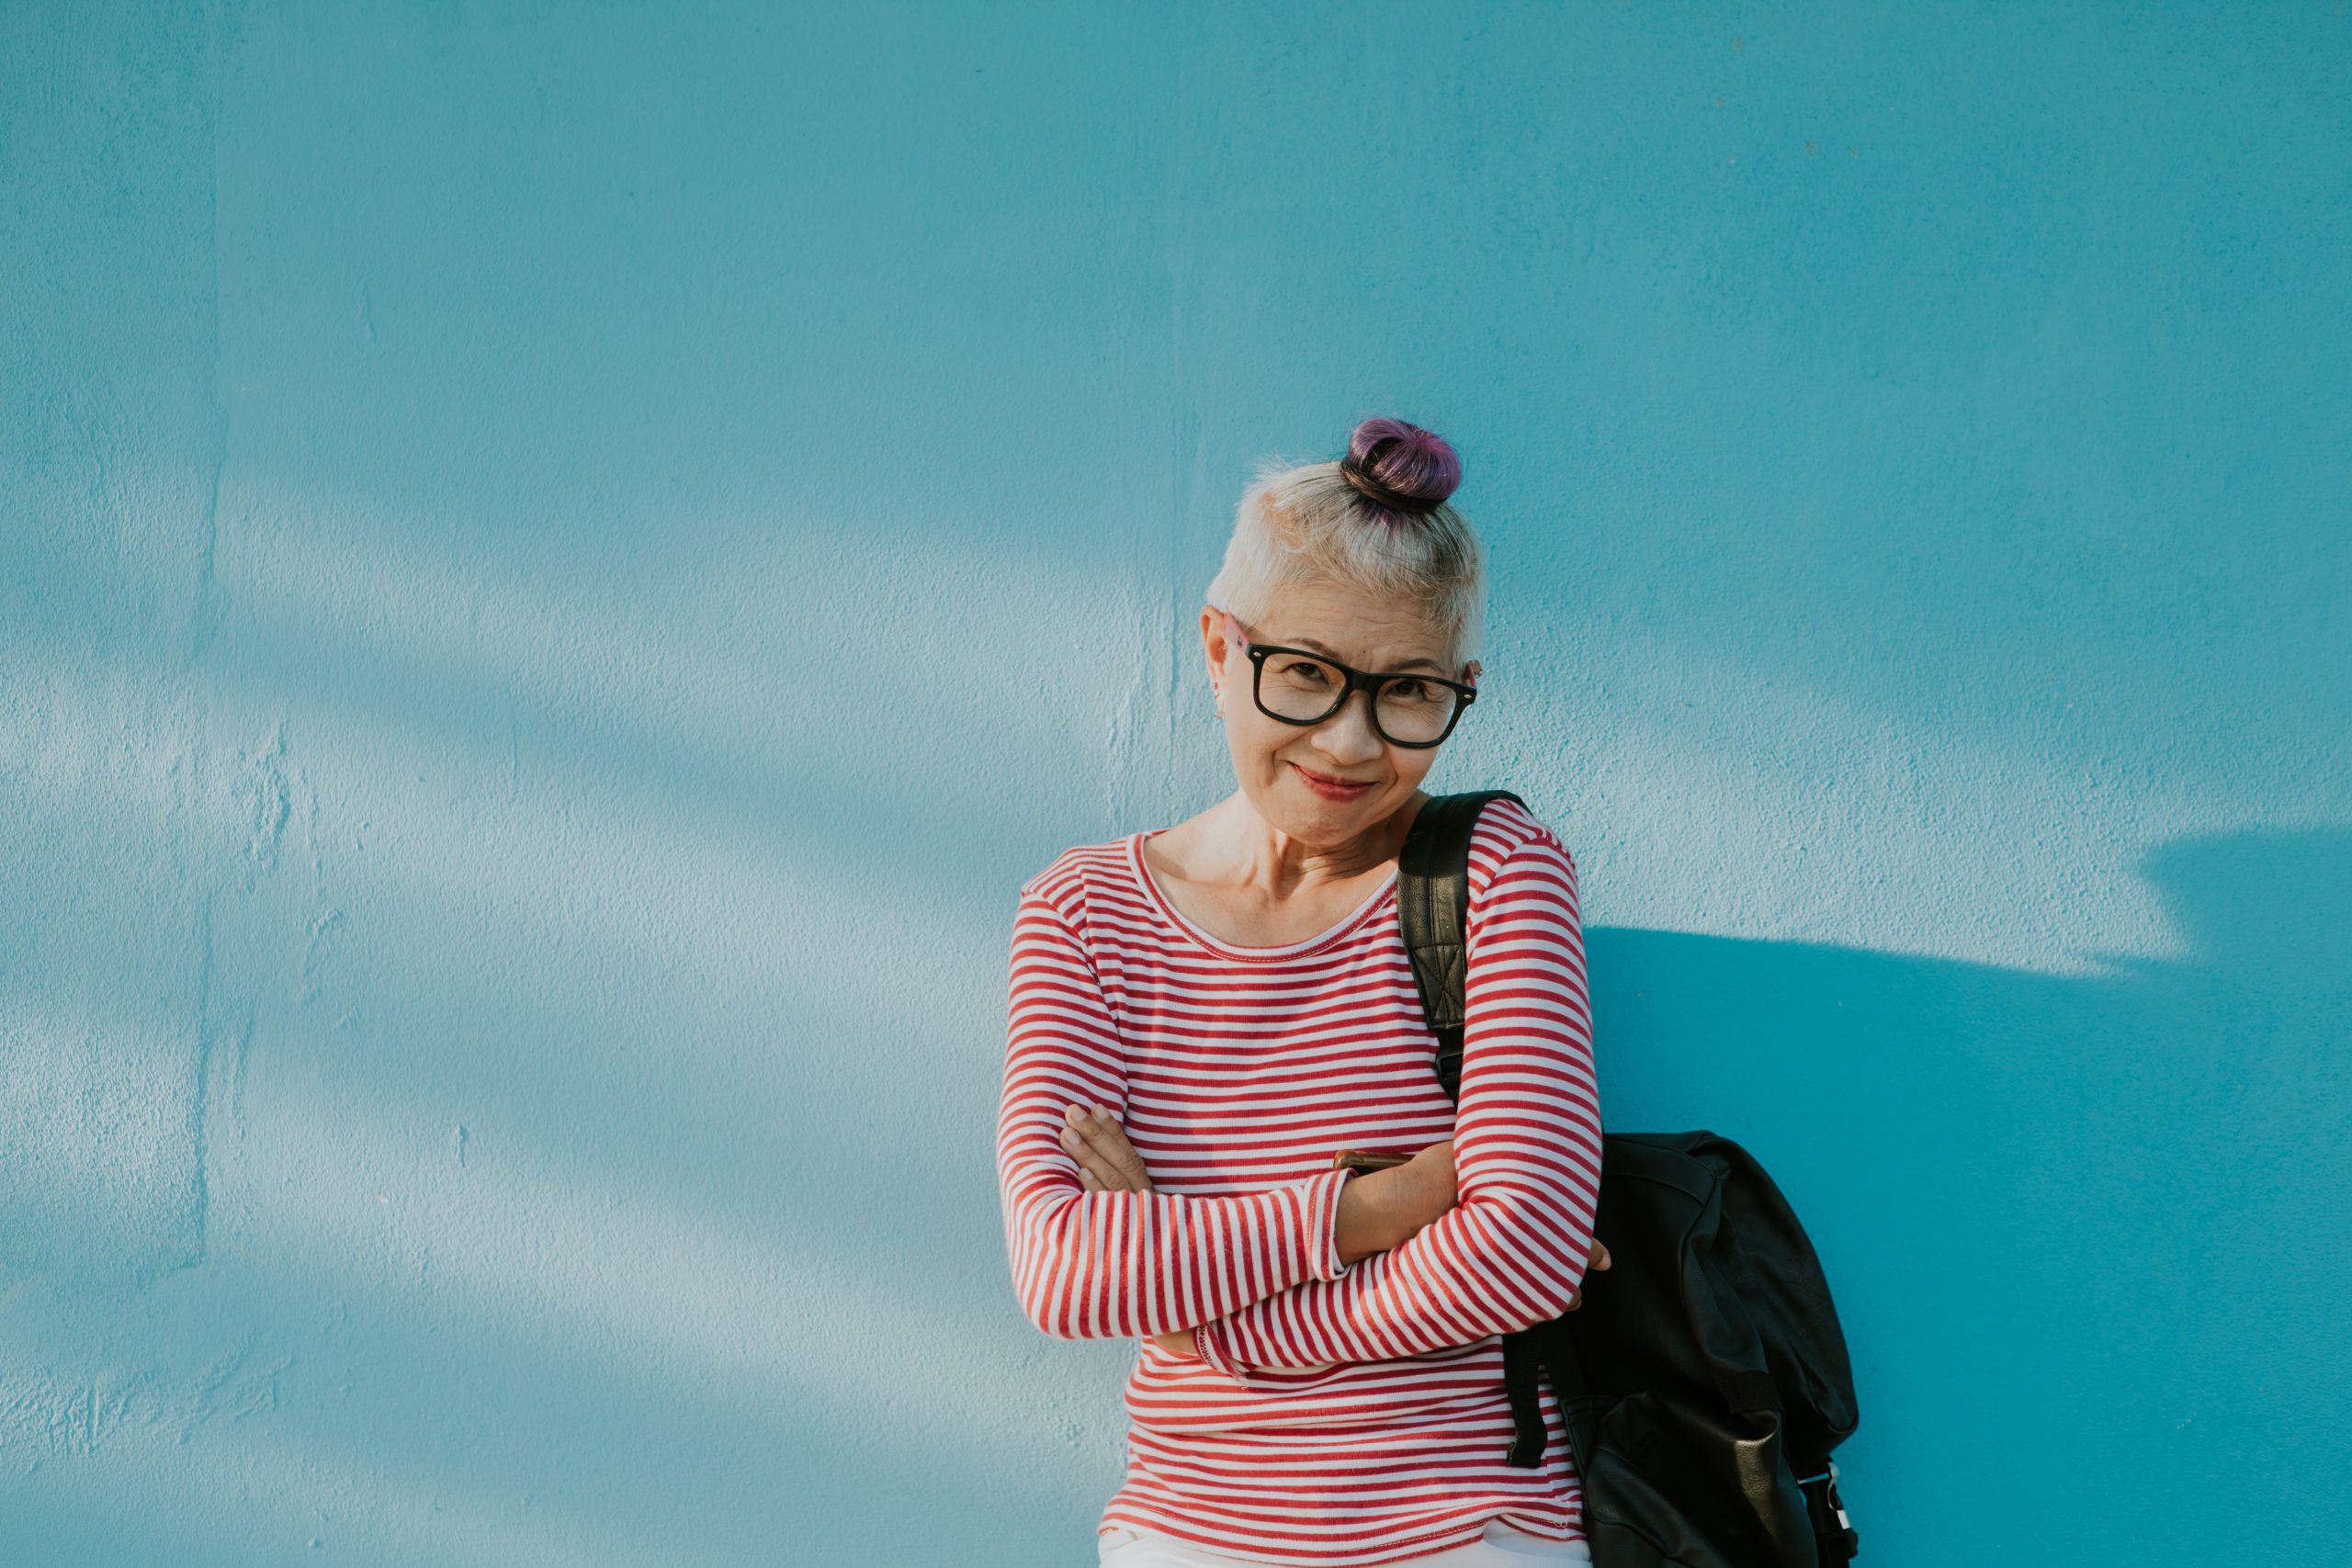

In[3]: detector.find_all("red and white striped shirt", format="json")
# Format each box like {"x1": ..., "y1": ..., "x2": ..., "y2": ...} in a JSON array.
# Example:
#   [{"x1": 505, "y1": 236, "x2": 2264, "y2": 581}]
[{"x1": 996, "y1": 795, "x2": 1604, "y2": 1567}]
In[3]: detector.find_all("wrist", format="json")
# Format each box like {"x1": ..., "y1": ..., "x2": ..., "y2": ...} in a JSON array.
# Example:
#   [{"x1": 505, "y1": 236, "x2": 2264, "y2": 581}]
[{"x1": 1334, "y1": 1166, "x2": 1414, "y2": 1263}]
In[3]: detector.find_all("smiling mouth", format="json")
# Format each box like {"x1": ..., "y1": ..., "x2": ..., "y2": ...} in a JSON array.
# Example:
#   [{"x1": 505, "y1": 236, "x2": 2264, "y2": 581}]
[{"x1": 1292, "y1": 763, "x2": 1375, "y2": 790}]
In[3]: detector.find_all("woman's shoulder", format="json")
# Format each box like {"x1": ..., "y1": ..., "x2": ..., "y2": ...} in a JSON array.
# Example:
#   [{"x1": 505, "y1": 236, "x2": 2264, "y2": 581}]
[
  {"x1": 1462, "y1": 792, "x2": 1579, "y2": 897},
  {"x1": 1014, "y1": 830, "x2": 1137, "y2": 919},
  {"x1": 1462, "y1": 790, "x2": 1568, "y2": 852}
]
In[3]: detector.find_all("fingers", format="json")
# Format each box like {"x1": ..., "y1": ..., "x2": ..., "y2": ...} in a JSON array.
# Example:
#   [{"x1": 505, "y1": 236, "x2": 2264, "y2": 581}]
[
  {"x1": 1059, "y1": 1102, "x2": 1154, "y2": 1193},
  {"x1": 1566, "y1": 1236, "x2": 1611, "y2": 1311}
]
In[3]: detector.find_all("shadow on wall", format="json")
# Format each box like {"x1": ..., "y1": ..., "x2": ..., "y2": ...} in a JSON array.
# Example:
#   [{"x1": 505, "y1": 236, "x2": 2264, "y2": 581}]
[
  {"x1": 1582, "y1": 827, "x2": 2349, "y2": 1557},
  {"x1": 1, "y1": 826, "x2": 2343, "y2": 1566}
]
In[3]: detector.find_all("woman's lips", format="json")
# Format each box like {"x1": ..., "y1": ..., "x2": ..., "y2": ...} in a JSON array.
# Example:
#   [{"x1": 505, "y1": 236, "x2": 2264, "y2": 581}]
[{"x1": 1292, "y1": 762, "x2": 1376, "y2": 800}]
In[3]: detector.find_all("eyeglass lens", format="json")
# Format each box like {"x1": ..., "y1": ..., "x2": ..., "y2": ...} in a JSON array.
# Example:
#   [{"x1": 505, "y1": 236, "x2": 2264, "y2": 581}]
[{"x1": 1255, "y1": 653, "x2": 1460, "y2": 744}]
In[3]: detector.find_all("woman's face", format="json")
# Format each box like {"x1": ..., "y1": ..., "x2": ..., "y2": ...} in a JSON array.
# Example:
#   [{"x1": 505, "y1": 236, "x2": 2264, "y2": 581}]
[{"x1": 1202, "y1": 579, "x2": 1473, "y2": 848}]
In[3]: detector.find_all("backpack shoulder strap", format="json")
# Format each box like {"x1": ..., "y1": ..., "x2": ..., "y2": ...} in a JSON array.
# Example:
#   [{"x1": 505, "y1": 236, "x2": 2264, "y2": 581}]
[
  {"x1": 1396, "y1": 789, "x2": 1528, "y2": 1101},
  {"x1": 1396, "y1": 789, "x2": 1555, "y2": 1471}
]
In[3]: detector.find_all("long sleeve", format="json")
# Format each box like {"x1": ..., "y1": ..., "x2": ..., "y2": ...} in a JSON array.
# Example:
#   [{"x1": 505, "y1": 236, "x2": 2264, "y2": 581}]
[
  {"x1": 1191, "y1": 820, "x2": 1601, "y2": 1380},
  {"x1": 997, "y1": 874, "x2": 1358, "y2": 1341}
]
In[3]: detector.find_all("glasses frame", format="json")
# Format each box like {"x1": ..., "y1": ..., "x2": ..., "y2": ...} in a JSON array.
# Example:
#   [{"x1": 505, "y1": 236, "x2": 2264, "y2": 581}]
[{"x1": 1222, "y1": 611, "x2": 1479, "y2": 749}]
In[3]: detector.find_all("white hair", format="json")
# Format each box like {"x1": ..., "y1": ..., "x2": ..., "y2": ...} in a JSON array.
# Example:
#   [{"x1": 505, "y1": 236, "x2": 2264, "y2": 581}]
[{"x1": 1204, "y1": 457, "x2": 1486, "y2": 668}]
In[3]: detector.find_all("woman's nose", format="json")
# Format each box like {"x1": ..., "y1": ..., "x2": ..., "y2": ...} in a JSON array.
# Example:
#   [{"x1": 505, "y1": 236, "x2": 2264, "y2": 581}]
[{"x1": 1313, "y1": 691, "x2": 1387, "y2": 761}]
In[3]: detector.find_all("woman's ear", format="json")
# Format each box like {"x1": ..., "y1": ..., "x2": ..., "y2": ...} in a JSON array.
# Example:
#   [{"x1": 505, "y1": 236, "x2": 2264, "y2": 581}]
[{"x1": 1200, "y1": 604, "x2": 1229, "y2": 695}]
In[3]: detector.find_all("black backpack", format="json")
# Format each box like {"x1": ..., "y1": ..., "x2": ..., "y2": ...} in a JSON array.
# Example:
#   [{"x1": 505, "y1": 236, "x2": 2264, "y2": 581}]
[{"x1": 1392, "y1": 790, "x2": 1863, "y2": 1568}]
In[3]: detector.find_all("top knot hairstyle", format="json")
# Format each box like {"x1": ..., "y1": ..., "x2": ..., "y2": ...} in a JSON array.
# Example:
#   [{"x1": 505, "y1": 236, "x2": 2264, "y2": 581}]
[
  {"x1": 1336, "y1": 416, "x2": 1464, "y2": 516},
  {"x1": 1205, "y1": 416, "x2": 1486, "y2": 668}
]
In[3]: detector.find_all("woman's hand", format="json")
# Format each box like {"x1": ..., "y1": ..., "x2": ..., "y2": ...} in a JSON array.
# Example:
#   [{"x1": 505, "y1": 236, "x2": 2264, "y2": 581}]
[
  {"x1": 1568, "y1": 1236, "x2": 1611, "y2": 1310},
  {"x1": 1060, "y1": 1102, "x2": 1153, "y2": 1194}
]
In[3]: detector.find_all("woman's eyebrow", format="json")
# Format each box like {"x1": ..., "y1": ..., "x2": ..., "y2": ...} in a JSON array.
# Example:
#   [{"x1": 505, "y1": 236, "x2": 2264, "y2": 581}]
[{"x1": 1291, "y1": 637, "x2": 1444, "y2": 672}]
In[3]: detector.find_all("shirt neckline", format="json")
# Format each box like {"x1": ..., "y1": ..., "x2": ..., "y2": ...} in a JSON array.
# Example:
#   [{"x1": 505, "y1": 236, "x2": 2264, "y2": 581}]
[{"x1": 1127, "y1": 829, "x2": 1400, "y2": 962}]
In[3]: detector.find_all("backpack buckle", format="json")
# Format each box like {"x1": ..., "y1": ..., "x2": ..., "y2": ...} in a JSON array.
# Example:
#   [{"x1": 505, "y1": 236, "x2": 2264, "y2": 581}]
[{"x1": 1797, "y1": 1460, "x2": 1859, "y2": 1564}]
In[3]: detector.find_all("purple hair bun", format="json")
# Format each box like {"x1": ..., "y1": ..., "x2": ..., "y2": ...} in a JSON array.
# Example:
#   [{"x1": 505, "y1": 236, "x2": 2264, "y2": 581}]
[{"x1": 1340, "y1": 417, "x2": 1462, "y2": 515}]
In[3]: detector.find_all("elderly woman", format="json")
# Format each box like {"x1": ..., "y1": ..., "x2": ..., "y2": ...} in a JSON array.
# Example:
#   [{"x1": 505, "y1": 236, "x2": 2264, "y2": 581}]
[{"x1": 997, "y1": 418, "x2": 1606, "y2": 1568}]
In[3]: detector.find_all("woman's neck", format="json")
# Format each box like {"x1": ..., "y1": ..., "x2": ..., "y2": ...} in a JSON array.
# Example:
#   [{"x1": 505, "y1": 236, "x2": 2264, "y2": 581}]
[{"x1": 1186, "y1": 789, "x2": 1429, "y2": 897}]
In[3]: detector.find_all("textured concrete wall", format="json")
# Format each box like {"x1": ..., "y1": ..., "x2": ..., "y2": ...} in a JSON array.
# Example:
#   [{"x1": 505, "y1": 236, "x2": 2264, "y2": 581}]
[{"x1": 3, "y1": 4, "x2": 2346, "y2": 1564}]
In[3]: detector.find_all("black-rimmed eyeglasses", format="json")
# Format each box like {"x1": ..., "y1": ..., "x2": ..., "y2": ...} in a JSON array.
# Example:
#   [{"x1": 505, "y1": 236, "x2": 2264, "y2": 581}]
[{"x1": 1221, "y1": 610, "x2": 1478, "y2": 748}]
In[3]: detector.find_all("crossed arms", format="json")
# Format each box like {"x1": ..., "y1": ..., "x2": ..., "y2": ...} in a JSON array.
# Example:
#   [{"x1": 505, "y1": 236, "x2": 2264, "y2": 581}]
[{"x1": 995, "y1": 825, "x2": 1603, "y2": 1381}]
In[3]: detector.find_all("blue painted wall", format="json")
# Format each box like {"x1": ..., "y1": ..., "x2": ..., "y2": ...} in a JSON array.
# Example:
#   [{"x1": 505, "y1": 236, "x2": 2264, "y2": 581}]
[{"x1": 4, "y1": 4, "x2": 2346, "y2": 1563}]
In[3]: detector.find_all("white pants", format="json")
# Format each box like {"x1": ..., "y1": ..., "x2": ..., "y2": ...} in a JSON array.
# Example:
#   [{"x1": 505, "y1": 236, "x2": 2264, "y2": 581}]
[{"x1": 1098, "y1": 1518, "x2": 1594, "y2": 1567}]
